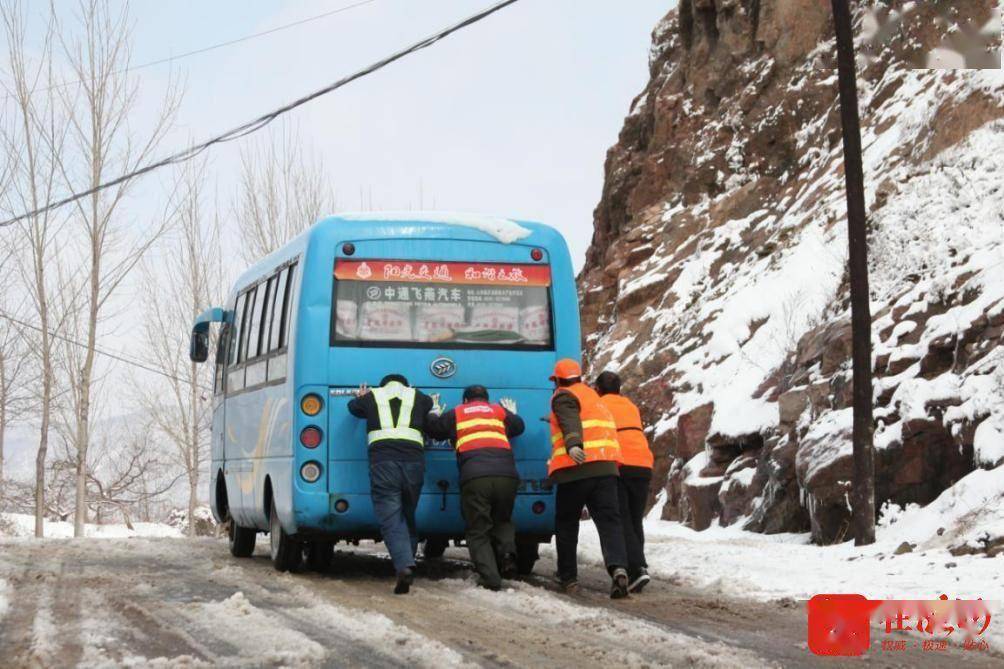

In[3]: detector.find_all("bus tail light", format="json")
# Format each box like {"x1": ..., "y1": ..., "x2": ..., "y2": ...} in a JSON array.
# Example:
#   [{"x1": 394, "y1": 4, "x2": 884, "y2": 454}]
[
  {"x1": 531, "y1": 248, "x2": 543, "y2": 261},
  {"x1": 301, "y1": 461, "x2": 322, "y2": 483},
  {"x1": 532, "y1": 501, "x2": 546, "y2": 515},
  {"x1": 300, "y1": 426, "x2": 323, "y2": 448},
  {"x1": 300, "y1": 393, "x2": 323, "y2": 416}
]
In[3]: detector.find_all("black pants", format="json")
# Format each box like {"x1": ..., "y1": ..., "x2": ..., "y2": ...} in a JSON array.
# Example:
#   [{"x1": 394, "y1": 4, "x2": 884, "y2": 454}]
[
  {"x1": 460, "y1": 476, "x2": 518, "y2": 588},
  {"x1": 555, "y1": 475, "x2": 628, "y2": 580},
  {"x1": 618, "y1": 476, "x2": 650, "y2": 574}
]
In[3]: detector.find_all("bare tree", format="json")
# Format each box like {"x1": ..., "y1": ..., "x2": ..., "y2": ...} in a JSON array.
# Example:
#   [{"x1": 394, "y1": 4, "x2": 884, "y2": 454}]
[
  {"x1": 55, "y1": 0, "x2": 181, "y2": 537},
  {"x1": 0, "y1": 301, "x2": 33, "y2": 488},
  {"x1": 0, "y1": 0, "x2": 73, "y2": 538},
  {"x1": 236, "y1": 123, "x2": 334, "y2": 264},
  {"x1": 84, "y1": 429, "x2": 181, "y2": 528},
  {"x1": 136, "y1": 159, "x2": 223, "y2": 536}
]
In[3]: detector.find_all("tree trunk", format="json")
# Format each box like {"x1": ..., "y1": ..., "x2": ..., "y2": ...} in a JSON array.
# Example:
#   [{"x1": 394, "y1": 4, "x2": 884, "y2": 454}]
[
  {"x1": 73, "y1": 105, "x2": 104, "y2": 539},
  {"x1": 0, "y1": 355, "x2": 6, "y2": 488},
  {"x1": 188, "y1": 479, "x2": 198, "y2": 538},
  {"x1": 34, "y1": 261, "x2": 52, "y2": 539},
  {"x1": 188, "y1": 359, "x2": 199, "y2": 538},
  {"x1": 830, "y1": 0, "x2": 876, "y2": 546}
]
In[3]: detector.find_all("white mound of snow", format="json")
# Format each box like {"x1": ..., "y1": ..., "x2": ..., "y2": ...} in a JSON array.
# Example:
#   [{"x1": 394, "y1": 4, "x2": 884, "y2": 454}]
[
  {"x1": 0, "y1": 513, "x2": 181, "y2": 539},
  {"x1": 879, "y1": 466, "x2": 1004, "y2": 550},
  {"x1": 335, "y1": 211, "x2": 532, "y2": 244},
  {"x1": 974, "y1": 416, "x2": 1004, "y2": 468}
]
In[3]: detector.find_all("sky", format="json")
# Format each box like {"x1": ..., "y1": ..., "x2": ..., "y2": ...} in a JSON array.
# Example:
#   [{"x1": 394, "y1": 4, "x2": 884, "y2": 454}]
[
  {"x1": 124, "y1": 0, "x2": 673, "y2": 271},
  {"x1": 1, "y1": 0, "x2": 675, "y2": 480}
]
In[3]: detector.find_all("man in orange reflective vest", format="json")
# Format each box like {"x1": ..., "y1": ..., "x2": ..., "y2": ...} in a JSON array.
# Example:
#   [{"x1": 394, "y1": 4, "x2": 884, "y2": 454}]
[
  {"x1": 426, "y1": 385, "x2": 525, "y2": 590},
  {"x1": 596, "y1": 370, "x2": 653, "y2": 593},
  {"x1": 548, "y1": 359, "x2": 630, "y2": 599}
]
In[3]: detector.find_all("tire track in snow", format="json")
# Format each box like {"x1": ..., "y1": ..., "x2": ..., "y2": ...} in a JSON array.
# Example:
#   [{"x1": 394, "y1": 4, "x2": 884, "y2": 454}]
[
  {"x1": 209, "y1": 562, "x2": 469, "y2": 668},
  {"x1": 28, "y1": 579, "x2": 58, "y2": 666},
  {"x1": 245, "y1": 552, "x2": 765, "y2": 669}
]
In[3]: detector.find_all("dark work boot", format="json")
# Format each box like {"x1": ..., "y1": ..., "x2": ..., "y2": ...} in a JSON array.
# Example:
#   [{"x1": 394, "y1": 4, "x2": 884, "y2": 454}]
[
  {"x1": 500, "y1": 553, "x2": 517, "y2": 580},
  {"x1": 394, "y1": 567, "x2": 414, "y2": 595},
  {"x1": 629, "y1": 568, "x2": 651, "y2": 593},
  {"x1": 610, "y1": 567, "x2": 629, "y2": 599},
  {"x1": 557, "y1": 573, "x2": 579, "y2": 594}
]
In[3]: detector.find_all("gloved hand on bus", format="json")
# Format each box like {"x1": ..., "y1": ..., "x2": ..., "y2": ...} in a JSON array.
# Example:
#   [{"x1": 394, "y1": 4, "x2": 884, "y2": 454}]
[
  {"x1": 568, "y1": 446, "x2": 586, "y2": 465},
  {"x1": 499, "y1": 397, "x2": 517, "y2": 414},
  {"x1": 429, "y1": 393, "x2": 444, "y2": 416}
]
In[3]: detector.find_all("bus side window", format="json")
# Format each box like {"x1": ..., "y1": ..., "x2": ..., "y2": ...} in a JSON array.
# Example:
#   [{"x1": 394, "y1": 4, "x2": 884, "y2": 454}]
[
  {"x1": 278, "y1": 262, "x2": 298, "y2": 349},
  {"x1": 255, "y1": 277, "x2": 275, "y2": 359},
  {"x1": 238, "y1": 286, "x2": 257, "y2": 363},
  {"x1": 260, "y1": 275, "x2": 277, "y2": 356},
  {"x1": 248, "y1": 286, "x2": 267, "y2": 361},
  {"x1": 230, "y1": 292, "x2": 248, "y2": 368},
  {"x1": 269, "y1": 267, "x2": 289, "y2": 352},
  {"x1": 213, "y1": 322, "x2": 229, "y2": 394}
]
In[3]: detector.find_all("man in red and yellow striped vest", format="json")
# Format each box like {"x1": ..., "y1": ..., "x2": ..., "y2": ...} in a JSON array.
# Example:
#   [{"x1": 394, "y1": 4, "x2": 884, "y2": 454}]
[
  {"x1": 427, "y1": 385, "x2": 525, "y2": 590},
  {"x1": 548, "y1": 359, "x2": 630, "y2": 599}
]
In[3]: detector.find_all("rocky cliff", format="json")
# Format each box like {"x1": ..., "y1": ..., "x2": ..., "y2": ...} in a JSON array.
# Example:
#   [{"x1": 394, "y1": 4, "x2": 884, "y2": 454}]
[{"x1": 580, "y1": 0, "x2": 1004, "y2": 543}]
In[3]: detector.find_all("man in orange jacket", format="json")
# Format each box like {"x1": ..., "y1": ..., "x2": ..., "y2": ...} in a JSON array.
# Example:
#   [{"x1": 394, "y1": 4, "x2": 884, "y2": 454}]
[
  {"x1": 548, "y1": 359, "x2": 630, "y2": 599},
  {"x1": 596, "y1": 370, "x2": 653, "y2": 593}
]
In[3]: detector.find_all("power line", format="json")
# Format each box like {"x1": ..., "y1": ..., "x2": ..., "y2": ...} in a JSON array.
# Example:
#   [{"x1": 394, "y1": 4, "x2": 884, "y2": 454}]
[
  {"x1": 0, "y1": 0, "x2": 521, "y2": 228},
  {"x1": 0, "y1": 311, "x2": 213, "y2": 392},
  {"x1": 0, "y1": 0, "x2": 379, "y2": 103}
]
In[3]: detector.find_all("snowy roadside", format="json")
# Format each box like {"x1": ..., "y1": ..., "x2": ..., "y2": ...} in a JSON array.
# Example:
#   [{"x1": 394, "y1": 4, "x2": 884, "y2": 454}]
[
  {"x1": 546, "y1": 465, "x2": 1004, "y2": 647},
  {"x1": 0, "y1": 513, "x2": 181, "y2": 539}
]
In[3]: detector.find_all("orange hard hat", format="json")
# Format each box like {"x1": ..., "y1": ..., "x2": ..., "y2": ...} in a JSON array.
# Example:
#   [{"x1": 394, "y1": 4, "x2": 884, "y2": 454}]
[{"x1": 550, "y1": 358, "x2": 582, "y2": 381}]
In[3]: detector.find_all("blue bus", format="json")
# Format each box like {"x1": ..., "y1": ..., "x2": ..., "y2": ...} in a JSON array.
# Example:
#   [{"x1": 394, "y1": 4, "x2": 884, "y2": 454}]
[{"x1": 189, "y1": 213, "x2": 580, "y2": 573}]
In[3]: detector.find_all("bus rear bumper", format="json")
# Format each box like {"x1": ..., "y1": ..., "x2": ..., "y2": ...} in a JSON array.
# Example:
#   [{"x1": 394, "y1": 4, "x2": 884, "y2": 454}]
[{"x1": 291, "y1": 490, "x2": 555, "y2": 541}]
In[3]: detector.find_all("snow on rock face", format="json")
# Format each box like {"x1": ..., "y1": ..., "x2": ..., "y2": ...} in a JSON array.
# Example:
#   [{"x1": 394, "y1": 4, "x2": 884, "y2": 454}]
[
  {"x1": 335, "y1": 211, "x2": 532, "y2": 244},
  {"x1": 579, "y1": 0, "x2": 1004, "y2": 540},
  {"x1": 974, "y1": 416, "x2": 1004, "y2": 467}
]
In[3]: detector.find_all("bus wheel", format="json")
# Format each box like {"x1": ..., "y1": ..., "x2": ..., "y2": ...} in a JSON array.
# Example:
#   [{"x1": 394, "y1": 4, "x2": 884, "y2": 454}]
[
  {"x1": 515, "y1": 538, "x2": 540, "y2": 575},
  {"x1": 422, "y1": 538, "x2": 448, "y2": 559},
  {"x1": 269, "y1": 499, "x2": 301, "y2": 572},
  {"x1": 305, "y1": 541, "x2": 334, "y2": 572},
  {"x1": 227, "y1": 515, "x2": 256, "y2": 558}
]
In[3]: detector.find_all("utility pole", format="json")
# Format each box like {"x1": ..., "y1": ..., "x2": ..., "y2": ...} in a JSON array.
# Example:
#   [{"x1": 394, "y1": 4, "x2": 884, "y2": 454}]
[{"x1": 830, "y1": 0, "x2": 875, "y2": 545}]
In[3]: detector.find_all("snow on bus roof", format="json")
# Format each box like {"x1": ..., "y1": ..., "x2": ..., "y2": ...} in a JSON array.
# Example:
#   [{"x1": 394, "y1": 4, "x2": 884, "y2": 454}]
[{"x1": 333, "y1": 211, "x2": 533, "y2": 245}]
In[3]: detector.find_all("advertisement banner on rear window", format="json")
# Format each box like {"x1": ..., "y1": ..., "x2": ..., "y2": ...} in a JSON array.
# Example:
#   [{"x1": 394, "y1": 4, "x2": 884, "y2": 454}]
[{"x1": 332, "y1": 259, "x2": 553, "y2": 349}]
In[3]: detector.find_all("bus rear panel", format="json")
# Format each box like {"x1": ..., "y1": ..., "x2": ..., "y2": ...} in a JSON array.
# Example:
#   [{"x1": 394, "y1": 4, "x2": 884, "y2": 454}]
[{"x1": 289, "y1": 218, "x2": 580, "y2": 545}]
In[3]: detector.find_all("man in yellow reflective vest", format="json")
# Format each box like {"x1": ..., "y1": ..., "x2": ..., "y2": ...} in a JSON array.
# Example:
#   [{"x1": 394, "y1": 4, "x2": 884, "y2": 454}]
[
  {"x1": 548, "y1": 359, "x2": 630, "y2": 599},
  {"x1": 348, "y1": 374, "x2": 434, "y2": 594},
  {"x1": 426, "y1": 385, "x2": 525, "y2": 590}
]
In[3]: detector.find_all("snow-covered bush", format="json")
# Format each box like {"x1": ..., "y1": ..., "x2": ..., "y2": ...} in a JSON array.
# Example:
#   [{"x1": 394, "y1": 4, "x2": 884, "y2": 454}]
[{"x1": 167, "y1": 505, "x2": 217, "y2": 537}]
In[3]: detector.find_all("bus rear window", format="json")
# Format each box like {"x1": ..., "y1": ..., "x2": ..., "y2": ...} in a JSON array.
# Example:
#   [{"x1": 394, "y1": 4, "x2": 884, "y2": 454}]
[{"x1": 332, "y1": 259, "x2": 553, "y2": 350}]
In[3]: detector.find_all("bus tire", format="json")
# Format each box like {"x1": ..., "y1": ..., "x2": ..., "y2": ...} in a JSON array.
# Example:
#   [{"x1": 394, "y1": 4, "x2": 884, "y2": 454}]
[
  {"x1": 306, "y1": 541, "x2": 334, "y2": 572},
  {"x1": 423, "y1": 538, "x2": 448, "y2": 559},
  {"x1": 515, "y1": 538, "x2": 540, "y2": 575},
  {"x1": 269, "y1": 499, "x2": 301, "y2": 572},
  {"x1": 227, "y1": 516, "x2": 256, "y2": 558}
]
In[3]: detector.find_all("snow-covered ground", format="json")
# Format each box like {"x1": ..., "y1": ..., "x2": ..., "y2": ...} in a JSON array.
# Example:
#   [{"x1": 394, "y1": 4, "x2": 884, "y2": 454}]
[
  {"x1": 564, "y1": 467, "x2": 1004, "y2": 600},
  {"x1": 0, "y1": 513, "x2": 181, "y2": 539},
  {"x1": 549, "y1": 466, "x2": 1004, "y2": 649}
]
